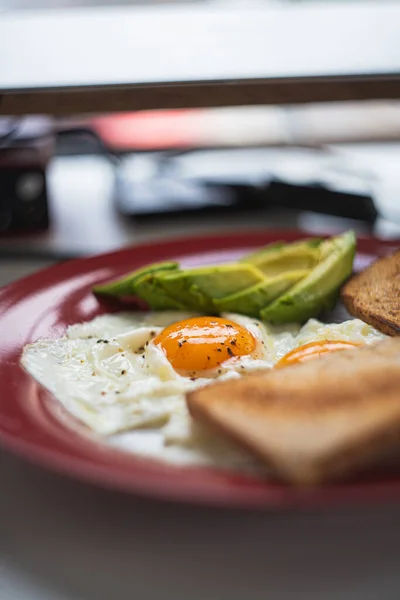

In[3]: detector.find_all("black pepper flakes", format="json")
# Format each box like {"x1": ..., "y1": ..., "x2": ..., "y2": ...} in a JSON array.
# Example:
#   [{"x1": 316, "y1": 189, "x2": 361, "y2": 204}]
[
  {"x1": 121, "y1": 369, "x2": 126, "y2": 375},
  {"x1": 230, "y1": 339, "x2": 237, "y2": 346},
  {"x1": 190, "y1": 377, "x2": 197, "y2": 381},
  {"x1": 227, "y1": 347, "x2": 234, "y2": 357},
  {"x1": 217, "y1": 348, "x2": 222, "y2": 352},
  {"x1": 207, "y1": 355, "x2": 210, "y2": 360},
  {"x1": 178, "y1": 342, "x2": 183, "y2": 348},
  {"x1": 225, "y1": 324, "x2": 234, "y2": 328}
]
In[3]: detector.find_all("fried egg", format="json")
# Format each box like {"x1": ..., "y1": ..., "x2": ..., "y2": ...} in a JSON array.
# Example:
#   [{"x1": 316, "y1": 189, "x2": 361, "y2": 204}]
[{"x1": 21, "y1": 312, "x2": 387, "y2": 472}]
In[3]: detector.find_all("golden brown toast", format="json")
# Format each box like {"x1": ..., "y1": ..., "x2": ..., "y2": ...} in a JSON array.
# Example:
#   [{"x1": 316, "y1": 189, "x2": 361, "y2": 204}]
[
  {"x1": 341, "y1": 249, "x2": 400, "y2": 336},
  {"x1": 187, "y1": 338, "x2": 400, "y2": 484}
]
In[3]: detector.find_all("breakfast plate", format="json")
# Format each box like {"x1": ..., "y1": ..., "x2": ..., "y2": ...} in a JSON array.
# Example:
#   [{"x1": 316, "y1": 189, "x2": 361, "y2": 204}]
[{"x1": 0, "y1": 230, "x2": 399, "y2": 509}]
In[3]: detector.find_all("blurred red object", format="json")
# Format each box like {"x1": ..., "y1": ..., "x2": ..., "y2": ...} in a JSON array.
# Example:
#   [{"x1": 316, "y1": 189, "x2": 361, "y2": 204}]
[{"x1": 91, "y1": 110, "x2": 201, "y2": 150}]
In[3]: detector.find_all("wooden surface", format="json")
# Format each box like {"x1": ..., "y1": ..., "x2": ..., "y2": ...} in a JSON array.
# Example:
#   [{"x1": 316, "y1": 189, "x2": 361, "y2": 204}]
[{"x1": 1, "y1": 2, "x2": 400, "y2": 115}]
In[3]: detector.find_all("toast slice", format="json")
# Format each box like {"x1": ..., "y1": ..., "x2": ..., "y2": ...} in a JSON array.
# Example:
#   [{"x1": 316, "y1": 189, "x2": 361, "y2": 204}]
[
  {"x1": 341, "y1": 249, "x2": 400, "y2": 336},
  {"x1": 187, "y1": 338, "x2": 400, "y2": 484}
]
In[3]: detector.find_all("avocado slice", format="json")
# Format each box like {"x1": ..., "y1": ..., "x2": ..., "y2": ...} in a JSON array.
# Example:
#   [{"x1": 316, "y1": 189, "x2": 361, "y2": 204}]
[
  {"x1": 242, "y1": 238, "x2": 323, "y2": 277},
  {"x1": 93, "y1": 262, "x2": 179, "y2": 297},
  {"x1": 260, "y1": 230, "x2": 356, "y2": 324},
  {"x1": 214, "y1": 269, "x2": 309, "y2": 317},
  {"x1": 156, "y1": 263, "x2": 266, "y2": 312},
  {"x1": 133, "y1": 271, "x2": 187, "y2": 310}
]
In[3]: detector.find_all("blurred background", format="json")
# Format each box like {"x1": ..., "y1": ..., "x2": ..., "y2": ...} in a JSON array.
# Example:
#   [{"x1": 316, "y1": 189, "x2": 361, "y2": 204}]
[{"x1": 1, "y1": 0, "x2": 400, "y2": 274}]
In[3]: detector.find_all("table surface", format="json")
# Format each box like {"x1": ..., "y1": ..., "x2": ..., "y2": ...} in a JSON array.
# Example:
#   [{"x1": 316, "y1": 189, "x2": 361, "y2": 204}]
[
  {"x1": 2, "y1": 2, "x2": 400, "y2": 114},
  {"x1": 3, "y1": 449, "x2": 400, "y2": 600},
  {"x1": 2, "y1": 143, "x2": 400, "y2": 599}
]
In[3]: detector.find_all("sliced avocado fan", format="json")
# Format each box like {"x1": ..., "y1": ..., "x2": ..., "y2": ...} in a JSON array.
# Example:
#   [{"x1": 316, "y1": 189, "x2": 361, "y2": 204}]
[
  {"x1": 92, "y1": 231, "x2": 356, "y2": 321},
  {"x1": 260, "y1": 230, "x2": 356, "y2": 324}
]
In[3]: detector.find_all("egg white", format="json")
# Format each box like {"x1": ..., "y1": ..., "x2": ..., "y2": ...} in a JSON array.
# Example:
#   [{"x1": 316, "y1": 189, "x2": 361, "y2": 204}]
[
  {"x1": 265, "y1": 317, "x2": 387, "y2": 362},
  {"x1": 21, "y1": 311, "x2": 386, "y2": 472}
]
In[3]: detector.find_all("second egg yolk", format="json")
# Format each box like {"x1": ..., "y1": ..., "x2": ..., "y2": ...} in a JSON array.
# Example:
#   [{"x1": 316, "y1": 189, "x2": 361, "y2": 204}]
[
  {"x1": 153, "y1": 316, "x2": 256, "y2": 375},
  {"x1": 276, "y1": 339, "x2": 361, "y2": 369}
]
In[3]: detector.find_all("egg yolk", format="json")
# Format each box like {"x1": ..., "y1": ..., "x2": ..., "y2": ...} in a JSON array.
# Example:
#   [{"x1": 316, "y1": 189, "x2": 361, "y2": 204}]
[
  {"x1": 153, "y1": 316, "x2": 256, "y2": 374},
  {"x1": 276, "y1": 339, "x2": 361, "y2": 369}
]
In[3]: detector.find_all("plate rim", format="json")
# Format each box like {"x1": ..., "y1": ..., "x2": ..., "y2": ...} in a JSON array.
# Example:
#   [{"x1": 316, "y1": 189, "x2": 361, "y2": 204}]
[{"x1": 1, "y1": 228, "x2": 399, "y2": 510}]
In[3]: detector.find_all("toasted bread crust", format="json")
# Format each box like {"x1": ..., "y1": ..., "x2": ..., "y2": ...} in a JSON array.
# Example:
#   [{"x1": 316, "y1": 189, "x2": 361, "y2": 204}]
[
  {"x1": 341, "y1": 249, "x2": 400, "y2": 336},
  {"x1": 187, "y1": 338, "x2": 400, "y2": 484}
]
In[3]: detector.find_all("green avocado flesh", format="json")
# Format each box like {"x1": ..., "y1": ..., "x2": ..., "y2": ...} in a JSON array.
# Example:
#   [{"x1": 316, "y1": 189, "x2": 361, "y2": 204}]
[
  {"x1": 214, "y1": 269, "x2": 309, "y2": 317},
  {"x1": 241, "y1": 238, "x2": 322, "y2": 276},
  {"x1": 93, "y1": 262, "x2": 179, "y2": 297},
  {"x1": 92, "y1": 231, "x2": 356, "y2": 322},
  {"x1": 260, "y1": 230, "x2": 356, "y2": 324},
  {"x1": 156, "y1": 264, "x2": 265, "y2": 312},
  {"x1": 132, "y1": 272, "x2": 186, "y2": 310}
]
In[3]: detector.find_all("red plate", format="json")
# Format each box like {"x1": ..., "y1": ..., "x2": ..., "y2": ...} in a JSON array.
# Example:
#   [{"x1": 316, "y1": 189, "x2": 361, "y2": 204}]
[{"x1": 1, "y1": 230, "x2": 399, "y2": 509}]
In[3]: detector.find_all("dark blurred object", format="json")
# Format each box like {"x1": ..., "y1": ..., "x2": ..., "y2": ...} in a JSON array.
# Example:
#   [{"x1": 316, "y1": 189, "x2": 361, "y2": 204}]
[
  {"x1": 0, "y1": 118, "x2": 54, "y2": 233},
  {"x1": 269, "y1": 181, "x2": 377, "y2": 223},
  {"x1": 114, "y1": 148, "x2": 378, "y2": 223}
]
